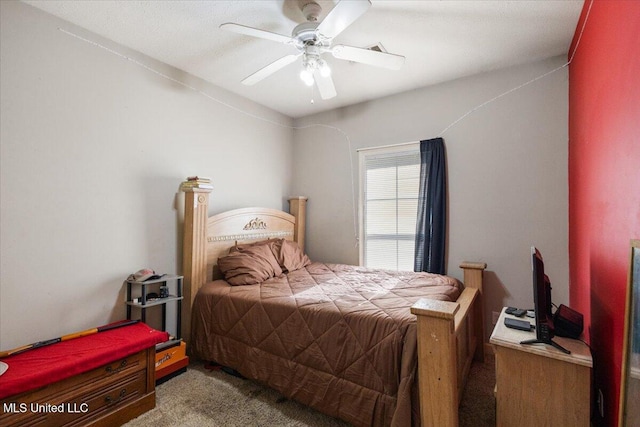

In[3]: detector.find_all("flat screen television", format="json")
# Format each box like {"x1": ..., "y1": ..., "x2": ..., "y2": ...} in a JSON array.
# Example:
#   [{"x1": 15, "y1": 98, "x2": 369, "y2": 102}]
[{"x1": 520, "y1": 247, "x2": 570, "y2": 354}]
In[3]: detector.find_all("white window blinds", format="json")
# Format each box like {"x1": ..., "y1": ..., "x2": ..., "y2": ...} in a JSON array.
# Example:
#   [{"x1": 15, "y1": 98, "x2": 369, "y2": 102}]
[{"x1": 360, "y1": 146, "x2": 420, "y2": 271}]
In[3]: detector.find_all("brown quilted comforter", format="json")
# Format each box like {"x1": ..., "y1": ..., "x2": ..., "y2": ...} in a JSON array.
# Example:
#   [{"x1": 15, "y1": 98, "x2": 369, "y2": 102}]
[{"x1": 191, "y1": 262, "x2": 462, "y2": 426}]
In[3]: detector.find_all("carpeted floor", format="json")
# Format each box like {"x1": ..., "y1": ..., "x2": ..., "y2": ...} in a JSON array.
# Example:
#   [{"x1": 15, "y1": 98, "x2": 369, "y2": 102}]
[
  {"x1": 124, "y1": 355, "x2": 496, "y2": 427},
  {"x1": 459, "y1": 354, "x2": 496, "y2": 427}
]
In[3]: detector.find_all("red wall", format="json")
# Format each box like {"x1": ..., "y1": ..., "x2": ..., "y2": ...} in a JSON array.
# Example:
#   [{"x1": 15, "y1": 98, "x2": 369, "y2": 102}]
[{"x1": 568, "y1": 1, "x2": 640, "y2": 425}]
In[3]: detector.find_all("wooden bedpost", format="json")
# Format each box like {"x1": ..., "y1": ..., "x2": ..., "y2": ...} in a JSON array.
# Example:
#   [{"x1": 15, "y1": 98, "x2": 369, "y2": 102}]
[
  {"x1": 411, "y1": 299, "x2": 460, "y2": 427},
  {"x1": 460, "y1": 261, "x2": 487, "y2": 361},
  {"x1": 288, "y1": 197, "x2": 308, "y2": 251},
  {"x1": 180, "y1": 180, "x2": 212, "y2": 347},
  {"x1": 411, "y1": 261, "x2": 486, "y2": 426}
]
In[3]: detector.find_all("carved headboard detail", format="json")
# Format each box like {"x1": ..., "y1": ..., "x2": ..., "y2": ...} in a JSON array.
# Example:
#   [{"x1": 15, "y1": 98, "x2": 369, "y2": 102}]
[{"x1": 243, "y1": 217, "x2": 268, "y2": 230}]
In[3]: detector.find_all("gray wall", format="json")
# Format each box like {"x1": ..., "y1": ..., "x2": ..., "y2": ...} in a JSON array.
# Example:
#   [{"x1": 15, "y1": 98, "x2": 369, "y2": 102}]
[
  {"x1": 1, "y1": 0, "x2": 569, "y2": 351},
  {"x1": 0, "y1": 1, "x2": 293, "y2": 350},
  {"x1": 292, "y1": 56, "x2": 569, "y2": 340}
]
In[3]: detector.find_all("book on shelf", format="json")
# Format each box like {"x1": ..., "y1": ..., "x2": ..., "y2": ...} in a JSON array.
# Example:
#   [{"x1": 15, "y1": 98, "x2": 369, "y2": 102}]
[
  {"x1": 186, "y1": 176, "x2": 211, "y2": 183},
  {"x1": 181, "y1": 181, "x2": 213, "y2": 190}
]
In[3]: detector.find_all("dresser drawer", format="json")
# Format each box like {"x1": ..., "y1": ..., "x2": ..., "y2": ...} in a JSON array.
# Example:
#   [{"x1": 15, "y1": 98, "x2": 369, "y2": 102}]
[{"x1": 0, "y1": 348, "x2": 155, "y2": 427}]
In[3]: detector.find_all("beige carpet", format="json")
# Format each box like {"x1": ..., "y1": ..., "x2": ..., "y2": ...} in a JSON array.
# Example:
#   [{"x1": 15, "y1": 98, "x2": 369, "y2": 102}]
[
  {"x1": 459, "y1": 354, "x2": 496, "y2": 427},
  {"x1": 124, "y1": 355, "x2": 496, "y2": 427}
]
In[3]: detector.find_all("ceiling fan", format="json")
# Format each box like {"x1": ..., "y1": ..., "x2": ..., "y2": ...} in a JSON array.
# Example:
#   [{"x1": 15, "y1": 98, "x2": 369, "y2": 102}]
[{"x1": 220, "y1": 0, "x2": 405, "y2": 100}]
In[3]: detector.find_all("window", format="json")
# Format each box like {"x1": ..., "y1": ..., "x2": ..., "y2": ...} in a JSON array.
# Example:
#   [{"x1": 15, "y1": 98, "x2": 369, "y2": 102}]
[{"x1": 359, "y1": 144, "x2": 420, "y2": 271}]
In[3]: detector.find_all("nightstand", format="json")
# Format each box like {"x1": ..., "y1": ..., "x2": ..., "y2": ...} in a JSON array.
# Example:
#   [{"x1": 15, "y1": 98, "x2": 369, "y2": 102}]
[
  {"x1": 125, "y1": 274, "x2": 183, "y2": 337},
  {"x1": 125, "y1": 274, "x2": 188, "y2": 382},
  {"x1": 490, "y1": 307, "x2": 592, "y2": 426}
]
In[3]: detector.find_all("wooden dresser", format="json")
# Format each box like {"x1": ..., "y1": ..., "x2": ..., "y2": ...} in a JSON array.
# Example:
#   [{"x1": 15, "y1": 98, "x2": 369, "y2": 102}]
[
  {"x1": 0, "y1": 347, "x2": 155, "y2": 427},
  {"x1": 490, "y1": 308, "x2": 592, "y2": 426},
  {"x1": 0, "y1": 321, "x2": 167, "y2": 427}
]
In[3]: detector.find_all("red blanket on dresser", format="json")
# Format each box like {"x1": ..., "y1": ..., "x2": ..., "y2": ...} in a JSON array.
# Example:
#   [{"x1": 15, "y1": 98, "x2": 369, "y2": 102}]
[{"x1": 0, "y1": 321, "x2": 168, "y2": 399}]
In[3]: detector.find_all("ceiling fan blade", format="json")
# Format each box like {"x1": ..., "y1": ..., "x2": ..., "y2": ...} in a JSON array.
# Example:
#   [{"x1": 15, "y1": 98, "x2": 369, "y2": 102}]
[
  {"x1": 220, "y1": 23, "x2": 296, "y2": 45},
  {"x1": 316, "y1": 0, "x2": 371, "y2": 40},
  {"x1": 331, "y1": 45, "x2": 405, "y2": 70},
  {"x1": 313, "y1": 70, "x2": 337, "y2": 100},
  {"x1": 242, "y1": 54, "x2": 300, "y2": 86}
]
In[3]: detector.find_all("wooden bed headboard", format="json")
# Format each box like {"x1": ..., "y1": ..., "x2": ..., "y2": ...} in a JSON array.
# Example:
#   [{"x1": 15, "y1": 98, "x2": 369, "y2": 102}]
[
  {"x1": 180, "y1": 179, "x2": 307, "y2": 344},
  {"x1": 204, "y1": 207, "x2": 296, "y2": 282}
]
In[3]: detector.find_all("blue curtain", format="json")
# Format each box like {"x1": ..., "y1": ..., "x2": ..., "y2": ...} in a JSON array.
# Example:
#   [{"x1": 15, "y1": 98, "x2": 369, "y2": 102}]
[{"x1": 414, "y1": 138, "x2": 447, "y2": 274}]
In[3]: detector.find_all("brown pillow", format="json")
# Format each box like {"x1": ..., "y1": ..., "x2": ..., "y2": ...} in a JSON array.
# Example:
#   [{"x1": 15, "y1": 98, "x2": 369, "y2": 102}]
[
  {"x1": 277, "y1": 239, "x2": 311, "y2": 273},
  {"x1": 218, "y1": 244, "x2": 283, "y2": 285},
  {"x1": 229, "y1": 239, "x2": 274, "y2": 254}
]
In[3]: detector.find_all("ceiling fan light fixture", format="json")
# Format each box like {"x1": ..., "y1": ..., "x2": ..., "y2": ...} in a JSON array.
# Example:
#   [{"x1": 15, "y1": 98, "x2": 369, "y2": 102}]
[
  {"x1": 318, "y1": 59, "x2": 331, "y2": 77},
  {"x1": 222, "y1": 0, "x2": 402, "y2": 99},
  {"x1": 300, "y1": 67, "x2": 315, "y2": 86}
]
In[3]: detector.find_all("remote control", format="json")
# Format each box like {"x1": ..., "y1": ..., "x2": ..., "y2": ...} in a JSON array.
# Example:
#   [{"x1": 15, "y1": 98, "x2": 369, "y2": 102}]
[
  {"x1": 512, "y1": 308, "x2": 527, "y2": 317},
  {"x1": 505, "y1": 307, "x2": 527, "y2": 317},
  {"x1": 504, "y1": 317, "x2": 533, "y2": 331}
]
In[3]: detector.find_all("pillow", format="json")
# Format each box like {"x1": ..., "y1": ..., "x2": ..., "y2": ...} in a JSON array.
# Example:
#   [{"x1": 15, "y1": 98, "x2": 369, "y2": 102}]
[
  {"x1": 229, "y1": 239, "x2": 273, "y2": 254},
  {"x1": 218, "y1": 244, "x2": 283, "y2": 286},
  {"x1": 229, "y1": 238, "x2": 311, "y2": 273},
  {"x1": 276, "y1": 239, "x2": 311, "y2": 273}
]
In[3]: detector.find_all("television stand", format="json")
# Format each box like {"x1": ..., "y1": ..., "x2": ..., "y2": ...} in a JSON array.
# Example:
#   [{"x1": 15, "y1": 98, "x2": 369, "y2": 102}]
[
  {"x1": 520, "y1": 338, "x2": 571, "y2": 354},
  {"x1": 490, "y1": 308, "x2": 592, "y2": 426}
]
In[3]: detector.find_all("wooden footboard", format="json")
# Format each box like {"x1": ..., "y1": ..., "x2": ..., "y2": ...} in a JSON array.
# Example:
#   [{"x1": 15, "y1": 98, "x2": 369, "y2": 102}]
[{"x1": 411, "y1": 262, "x2": 486, "y2": 427}]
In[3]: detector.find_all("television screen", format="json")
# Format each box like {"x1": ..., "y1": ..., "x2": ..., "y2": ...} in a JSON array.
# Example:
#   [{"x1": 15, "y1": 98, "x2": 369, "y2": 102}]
[
  {"x1": 531, "y1": 247, "x2": 553, "y2": 340},
  {"x1": 521, "y1": 246, "x2": 570, "y2": 354}
]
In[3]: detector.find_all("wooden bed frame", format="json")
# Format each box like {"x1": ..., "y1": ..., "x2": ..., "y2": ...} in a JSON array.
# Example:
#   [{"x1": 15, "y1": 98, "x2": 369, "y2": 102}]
[{"x1": 180, "y1": 182, "x2": 486, "y2": 427}]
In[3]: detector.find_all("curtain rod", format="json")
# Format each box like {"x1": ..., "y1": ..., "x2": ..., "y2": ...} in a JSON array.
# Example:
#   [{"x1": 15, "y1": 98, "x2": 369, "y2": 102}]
[{"x1": 356, "y1": 141, "x2": 419, "y2": 153}]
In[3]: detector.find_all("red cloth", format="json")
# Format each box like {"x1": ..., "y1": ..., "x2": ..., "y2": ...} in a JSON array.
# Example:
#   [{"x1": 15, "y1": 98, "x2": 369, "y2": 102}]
[{"x1": 0, "y1": 321, "x2": 168, "y2": 399}]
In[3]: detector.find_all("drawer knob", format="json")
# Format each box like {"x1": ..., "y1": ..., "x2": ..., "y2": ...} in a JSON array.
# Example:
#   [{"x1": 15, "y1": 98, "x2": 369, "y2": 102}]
[
  {"x1": 105, "y1": 359, "x2": 127, "y2": 374},
  {"x1": 105, "y1": 388, "x2": 127, "y2": 405}
]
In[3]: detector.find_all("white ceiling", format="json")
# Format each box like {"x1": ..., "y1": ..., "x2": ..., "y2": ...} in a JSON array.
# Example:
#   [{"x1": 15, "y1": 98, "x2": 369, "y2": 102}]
[{"x1": 23, "y1": 0, "x2": 584, "y2": 119}]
